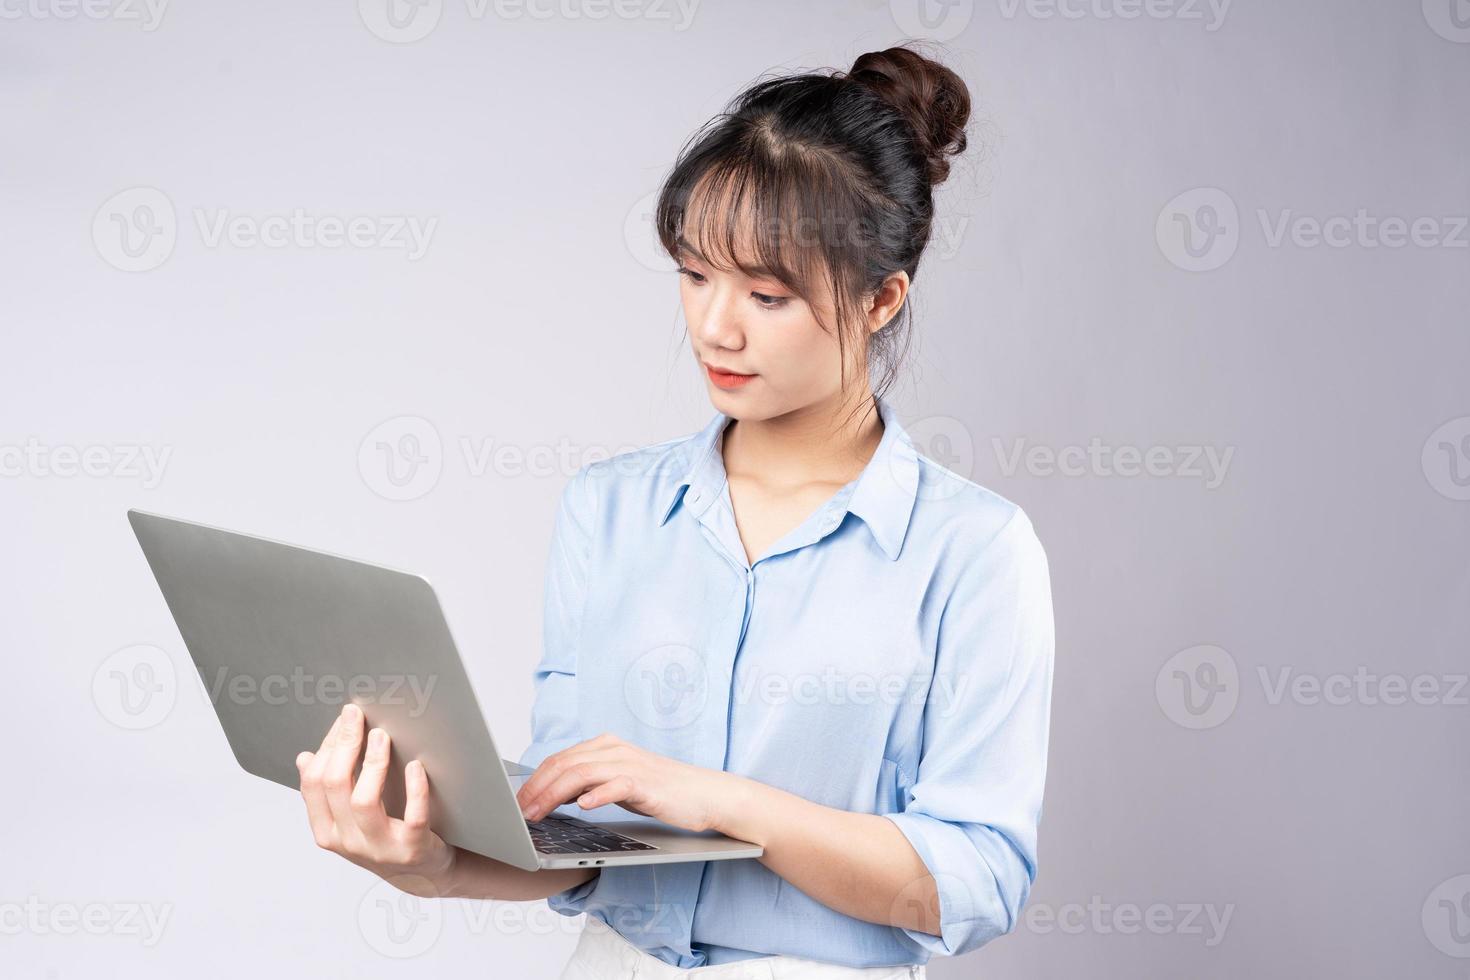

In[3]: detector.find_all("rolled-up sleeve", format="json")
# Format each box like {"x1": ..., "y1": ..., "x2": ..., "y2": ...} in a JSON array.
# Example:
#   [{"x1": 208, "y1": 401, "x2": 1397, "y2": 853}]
[
  {"x1": 882, "y1": 506, "x2": 1055, "y2": 957},
  {"x1": 517, "y1": 462, "x2": 601, "y2": 911}
]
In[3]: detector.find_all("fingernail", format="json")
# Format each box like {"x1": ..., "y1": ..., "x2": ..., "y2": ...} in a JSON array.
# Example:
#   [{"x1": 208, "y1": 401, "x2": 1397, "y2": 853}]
[
  {"x1": 344, "y1": 703, "x2": 359, "y2": 720},
  {"x1": 369, "y1": 729, "x2": 384, "y2": 749}
]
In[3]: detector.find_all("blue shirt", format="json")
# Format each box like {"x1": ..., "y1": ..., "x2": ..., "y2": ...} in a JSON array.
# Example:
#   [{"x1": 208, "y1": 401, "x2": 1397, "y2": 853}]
[{"x1": 516, "y1": 394, "x2": 1055, "y2": 969}]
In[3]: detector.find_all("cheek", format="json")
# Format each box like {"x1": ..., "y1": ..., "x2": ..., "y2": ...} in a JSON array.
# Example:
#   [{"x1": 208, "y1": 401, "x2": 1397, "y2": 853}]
[{"x1": 752, "y1": 307, "x2": 842, "y2": 378}]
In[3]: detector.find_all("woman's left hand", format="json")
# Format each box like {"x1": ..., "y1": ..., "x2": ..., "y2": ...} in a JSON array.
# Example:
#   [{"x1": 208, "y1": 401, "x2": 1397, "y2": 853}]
[{"x1": 516, "y1": 733, "x2": 741, "y2": 833}]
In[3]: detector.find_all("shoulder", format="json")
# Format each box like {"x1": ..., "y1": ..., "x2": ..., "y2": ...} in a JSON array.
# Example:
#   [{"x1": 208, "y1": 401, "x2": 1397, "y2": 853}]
[
  {"x1": 909, "y1": 450, "x2": 1048, "y2": 573},
  {"x1": 558, "y1": 425, "x2": 708, "y2": 518},
  {"x1": 909, "y1": 455, "x2": 1054, "y2": 659}
]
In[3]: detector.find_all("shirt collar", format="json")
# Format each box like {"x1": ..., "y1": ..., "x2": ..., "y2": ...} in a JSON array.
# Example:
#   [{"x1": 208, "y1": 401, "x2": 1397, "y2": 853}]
[{"x1": 657, "y1": 394, "x2": 920, "y2": 561}]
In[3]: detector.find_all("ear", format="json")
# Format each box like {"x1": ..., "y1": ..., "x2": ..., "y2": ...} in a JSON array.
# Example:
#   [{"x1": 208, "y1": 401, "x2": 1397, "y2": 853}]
[{"x1": 866, "y1": 270, "x2": 910, "y2": 335}]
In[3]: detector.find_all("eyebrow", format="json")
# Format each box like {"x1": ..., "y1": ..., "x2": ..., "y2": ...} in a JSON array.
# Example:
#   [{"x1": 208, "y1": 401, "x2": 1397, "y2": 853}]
[{"x1": 675, "y1": 236, "x2": 780, "y2": 281}]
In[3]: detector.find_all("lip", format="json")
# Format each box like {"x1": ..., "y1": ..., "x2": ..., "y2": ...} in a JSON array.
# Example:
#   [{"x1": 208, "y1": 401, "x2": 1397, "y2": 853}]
[{"x1": 704, "y1": 363, "x2": 757, "y2": 390}]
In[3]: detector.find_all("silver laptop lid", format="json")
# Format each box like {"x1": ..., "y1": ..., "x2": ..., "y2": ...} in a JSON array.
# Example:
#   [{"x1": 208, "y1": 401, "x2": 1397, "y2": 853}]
[{"x1": 127, "y1": 509, "x2": 542, "y2": 872}]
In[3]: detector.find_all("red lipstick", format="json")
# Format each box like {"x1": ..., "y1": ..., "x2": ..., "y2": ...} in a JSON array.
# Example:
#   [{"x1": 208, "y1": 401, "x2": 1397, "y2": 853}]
[{"x1": 705, "y1": 364, "x2": 757, "y2": 390}]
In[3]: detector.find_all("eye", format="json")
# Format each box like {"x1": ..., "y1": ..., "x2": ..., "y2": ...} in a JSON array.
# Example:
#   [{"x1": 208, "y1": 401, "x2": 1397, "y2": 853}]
[
  {"x1": 677, "y1": 266, "x2": 707, "y2": 285},
  {"x1": 752, "y1": 291, "x2": 789, "y2": 310}
]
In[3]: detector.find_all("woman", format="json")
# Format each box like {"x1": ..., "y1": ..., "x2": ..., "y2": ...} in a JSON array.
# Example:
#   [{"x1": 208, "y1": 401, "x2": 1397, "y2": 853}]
[{"x1": 296, "y1": 43, "x2": 1055, "y2": 979}]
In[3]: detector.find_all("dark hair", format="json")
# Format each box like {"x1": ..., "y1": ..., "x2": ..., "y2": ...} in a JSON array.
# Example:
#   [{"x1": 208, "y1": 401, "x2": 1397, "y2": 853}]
[{"x1": 655, "y1": 43, "x2": 972, "y2": 412}]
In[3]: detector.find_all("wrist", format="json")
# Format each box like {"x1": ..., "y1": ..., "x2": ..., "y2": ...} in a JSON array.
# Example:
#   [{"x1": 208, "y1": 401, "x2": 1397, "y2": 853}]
[
  {"x1": 423, "y1": 844, "x2": 462, "y2": 898},
  {"x1": 710, "y1": 772, "x2": 776, "y2": 846}
]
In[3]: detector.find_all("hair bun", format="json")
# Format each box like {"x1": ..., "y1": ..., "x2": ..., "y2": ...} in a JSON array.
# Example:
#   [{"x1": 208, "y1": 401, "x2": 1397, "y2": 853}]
[{"x1": 846, "y1": 45, "x2": 971, "y2": 186}]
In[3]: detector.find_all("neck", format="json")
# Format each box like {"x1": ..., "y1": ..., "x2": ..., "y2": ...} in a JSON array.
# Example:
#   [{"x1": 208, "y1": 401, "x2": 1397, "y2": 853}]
[{"x1": 720, "y1": 389, "x2": 884, "y2": 489}]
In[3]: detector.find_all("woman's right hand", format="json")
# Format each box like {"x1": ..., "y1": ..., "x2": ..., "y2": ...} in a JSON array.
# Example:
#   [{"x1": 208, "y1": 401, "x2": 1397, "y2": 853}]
[{"x1": 296, "y1": 702, "x2": 457, "y2": 897}]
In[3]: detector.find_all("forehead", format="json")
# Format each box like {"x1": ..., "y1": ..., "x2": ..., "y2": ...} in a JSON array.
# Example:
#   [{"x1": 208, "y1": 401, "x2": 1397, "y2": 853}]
[
  {"x1": 676, "y1": 173, "x2": 794, "y2": 280},
  {"x1": 679, "y1": 180, "x2": 757, "y2": 252}
]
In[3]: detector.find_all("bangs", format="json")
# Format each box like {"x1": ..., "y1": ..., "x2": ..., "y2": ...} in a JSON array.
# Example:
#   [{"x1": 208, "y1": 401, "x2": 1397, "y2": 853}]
[{"x1": 656, "y1": 148, "x2": 868, "y2": 314}]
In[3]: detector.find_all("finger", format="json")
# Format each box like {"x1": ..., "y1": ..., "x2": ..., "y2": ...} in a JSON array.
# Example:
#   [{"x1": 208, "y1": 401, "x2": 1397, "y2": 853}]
[
  {"x1": 515, "y1": 744, "x2": 585, "y2": 806},
  {"x1": 399, "y1": 759, "x2": 432, "y2": 843},
  {"x1": 295, "y1": 750, "x2": 335, "y2": 846},
  {"x1": 523, "y1": 762, "x2": 620, "y2": 820},
  {"x1": 517, "y1": 745, "x2": 622, "y2": 811},
  {"x1": 299, "y1": 712, "x2": 346, "y2": 847},
  {"x1": 347, "y1": 727, "x2": 392, "y2": 841},
  {"x1": 316, "y1": 711, "x2": 344, "y2": 754},
  {"x1": 576, "y1": 773, "x2": 636, "y2": 810},
  {"x1": 322, "y1": 704, "x2": 367, "y2": 847}
]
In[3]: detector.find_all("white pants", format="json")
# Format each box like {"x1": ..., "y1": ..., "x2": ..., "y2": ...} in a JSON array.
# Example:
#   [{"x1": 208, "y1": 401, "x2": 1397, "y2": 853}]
[{"x1": 558, "y1": 915, "x2": 925, "y2": 980}]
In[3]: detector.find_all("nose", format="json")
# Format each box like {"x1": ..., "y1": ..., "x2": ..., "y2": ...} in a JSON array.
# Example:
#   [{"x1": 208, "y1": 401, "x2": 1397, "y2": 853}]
[{"x1": 691, "y1": 281, "x2": 746, "y2": 352}]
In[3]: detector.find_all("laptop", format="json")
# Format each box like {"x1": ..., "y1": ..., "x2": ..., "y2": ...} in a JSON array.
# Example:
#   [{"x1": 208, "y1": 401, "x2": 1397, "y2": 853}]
[{"x1": 127, "y1": 509, "x2": 763, "y2": 872}]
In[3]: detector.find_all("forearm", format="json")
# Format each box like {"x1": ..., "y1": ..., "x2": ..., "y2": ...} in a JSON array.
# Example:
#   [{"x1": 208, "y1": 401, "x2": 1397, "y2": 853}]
[
  {"x1": 438, "y1": 847, "x2": 598, "y2": 902},
  {"x1": 714, "y1": 776, "x2": 940, "y2": 936}
]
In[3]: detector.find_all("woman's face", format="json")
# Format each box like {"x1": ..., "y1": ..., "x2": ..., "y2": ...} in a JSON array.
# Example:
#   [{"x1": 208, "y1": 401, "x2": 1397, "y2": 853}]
[
  {"x1": 677, "y1": 238, "x2": 851, "y2": 421},
  {"x1": 674, "y1": 189, "x2": 861, "y2": 421}
]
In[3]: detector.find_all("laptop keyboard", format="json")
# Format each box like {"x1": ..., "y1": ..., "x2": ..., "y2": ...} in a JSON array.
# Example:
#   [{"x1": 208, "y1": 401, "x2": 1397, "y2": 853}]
[{"x1": 527, "y1": 814, "x2": 658, "y2": 854}]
